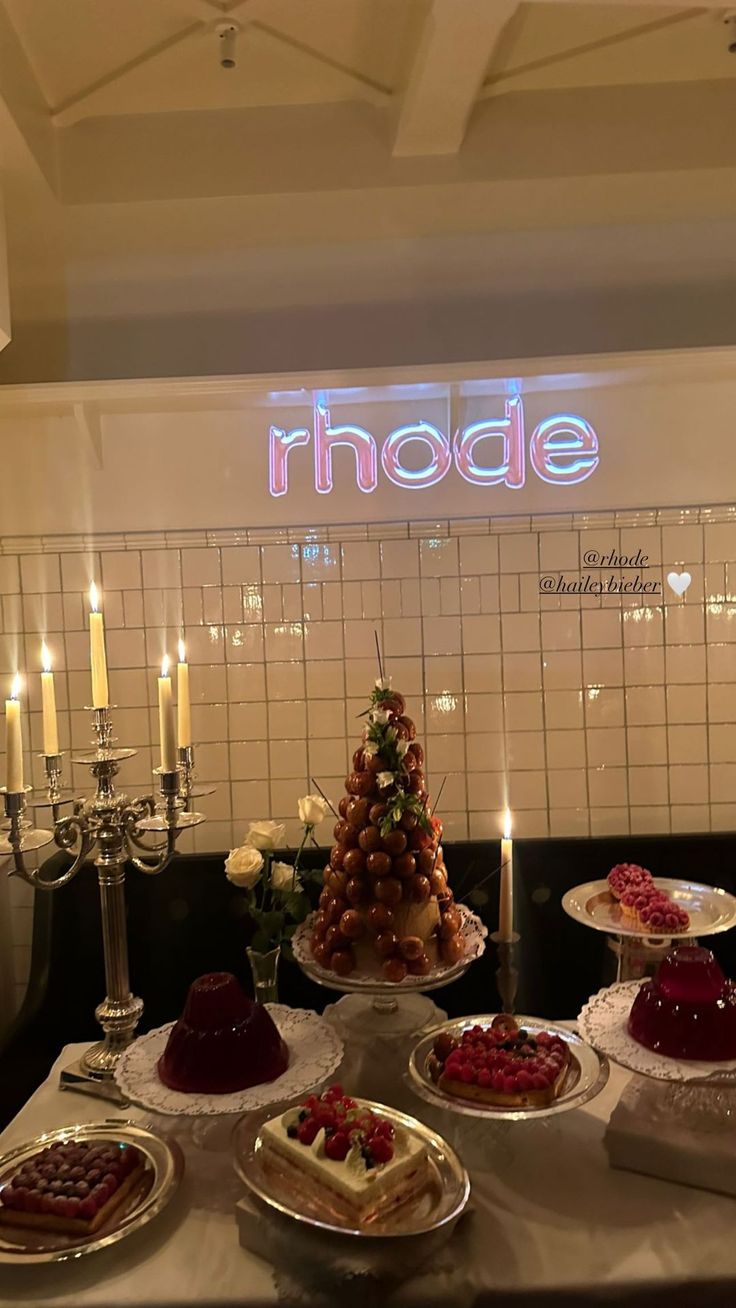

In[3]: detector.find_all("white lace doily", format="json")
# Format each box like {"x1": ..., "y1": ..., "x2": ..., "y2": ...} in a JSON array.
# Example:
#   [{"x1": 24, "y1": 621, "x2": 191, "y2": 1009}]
[
  {"x1": 578, "y1": 982, "x2": 736, "y2": 1082},
  {"x1": 114, "y1": 1004, "x2": 344, "y2": 1116},
  {"x1": 293, "y1": 904, "x2": 487, "y2": 994}
]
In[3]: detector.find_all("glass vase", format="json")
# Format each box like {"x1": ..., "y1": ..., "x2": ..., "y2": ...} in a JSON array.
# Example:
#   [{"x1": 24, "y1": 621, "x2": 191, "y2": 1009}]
[{"x1": 247, "y1": 945, "x2": 280, "y2": 1005}]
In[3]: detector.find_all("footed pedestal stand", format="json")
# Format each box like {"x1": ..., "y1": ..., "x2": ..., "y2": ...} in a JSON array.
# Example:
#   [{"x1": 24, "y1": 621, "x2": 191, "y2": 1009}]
[
  {"x1": 293, "y1": 905, "x2": 487, "y2": 1106},
  {"x1": 321, "y1": 986, "x2": 449, "y2": 1109}
]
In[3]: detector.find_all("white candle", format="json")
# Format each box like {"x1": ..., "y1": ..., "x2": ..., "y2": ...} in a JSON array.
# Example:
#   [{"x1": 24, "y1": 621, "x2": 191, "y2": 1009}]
[
  {"x1": 177, "y1": 638, "x2": 191, "y2": 749},
  {"x1": 40, "y1": 642, "x2": 59, "y2": 756},
  {"x1": 158, "y1": 655, "x2": 177, "y2": 773},
  {"x1": 499, "y1": 808, "x2": 514, "y2": 942},
  {"x1": 5, "y1": 674, "x2": 23, "y2": 793},
  {"x1": 89, "y1": 583, "x2": 109, "y2": 709}
]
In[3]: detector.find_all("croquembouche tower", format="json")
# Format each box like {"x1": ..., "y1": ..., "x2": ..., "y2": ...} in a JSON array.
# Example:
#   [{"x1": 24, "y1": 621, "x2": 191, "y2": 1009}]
[{"x1": 309, "y1": 679, "x2": 466, "y2": 982}]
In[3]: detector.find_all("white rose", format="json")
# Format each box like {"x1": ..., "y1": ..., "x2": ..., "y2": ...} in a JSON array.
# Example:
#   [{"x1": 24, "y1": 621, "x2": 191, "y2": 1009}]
[
  {"x1": 396, "y1": 739, "x2": 409, "y2": 758},
  {"x1": 246, "y1": 820, "x2": 286, "y2": 850},
  {"x1": 297, "y1": 794, "x2": 329, "y2": 827},
  {"x1": 370, "y1": 708, "x2": 391, "y2": 726},
  {"x1": 375, "y1": 676, "x2": 392, "y2": 690},
  {"x1": 225, "y1": 845, "x2": 264, "y2": 889},
  {"x1": 271, "y1": 860, "x2": 298, "y2": 891},
  {"x1": 363, "y1": 740, "x2": 379, "y2": 758},
  {"x1": 377, "y1": 771, "x2": 396, "y2": 789}
]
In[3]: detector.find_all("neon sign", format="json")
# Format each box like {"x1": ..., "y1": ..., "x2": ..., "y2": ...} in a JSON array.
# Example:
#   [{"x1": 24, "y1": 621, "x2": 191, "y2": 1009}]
[{"x1": 269, "y1": 396, "x2": 599, "y2": 497}]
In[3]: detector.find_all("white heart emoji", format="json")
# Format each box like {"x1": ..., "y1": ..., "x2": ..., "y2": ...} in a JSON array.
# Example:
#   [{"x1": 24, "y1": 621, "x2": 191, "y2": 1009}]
[{"x1": 667, "y1": 570, "x2": 692, "y2": 598}]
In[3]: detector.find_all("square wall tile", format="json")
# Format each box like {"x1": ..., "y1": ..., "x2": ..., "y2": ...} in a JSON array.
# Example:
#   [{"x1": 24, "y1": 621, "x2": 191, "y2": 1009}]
[
  {"x1": 625, "y1": 685, "x2": 665, "y2": 726},
  {"x1": 499, "y1": 534, "x2": 538, "y2": 572},
  {"x1": 261, "y1": 544, "x2": 300, "y2": 585},
  {"x1": 459, "y1": 537, "x2": 498, "y2": 574},
  {"x1": 461, "y1": 615, "x2": 500, "y2": 654},
  {"x1": 419, "y1": 537, "x2": 458, "y2": 578},
  {"x1": 221, "y1": 547, "x2": 261, "y2": 585},
  {"x1": 541, "y1": 611, "x2": 581, "y2": 650},
  {"x1": 381, "y1": 540, "x2": 418, "y2": 579},
  {"x1": 586, "y1": 727, "x2": 626, "y2": 767},
  {"x1": 624, "y1": 646, "x2": 664, "y2": 686},
  {"x1": 581, "y1": 610, "x2": 622, "y2": 648},
  {"x1": 546, "y1": 729, "x2": 585, "y2": 769}
]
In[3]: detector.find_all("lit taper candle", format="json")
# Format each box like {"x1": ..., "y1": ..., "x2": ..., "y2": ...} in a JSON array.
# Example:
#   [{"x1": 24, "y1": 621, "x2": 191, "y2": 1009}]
[
  {"x1": 177, "y1": 638, "x2": 191, "y2": 749},
  {"x1": 40, "y1": 642, "x2": 59, "y2": 756},
  {"x1": 89, "y1": 583, "x2": 109, "y2": 709},
  {"x1": 5, "y1": 673, "x2": 24, "y2": 793},
  {"x1": 499, "y1": 808, "x2": 514, "y2": 942},
  {"x1": 158, "y1": 655, "x2": 177, "y2": 773}
]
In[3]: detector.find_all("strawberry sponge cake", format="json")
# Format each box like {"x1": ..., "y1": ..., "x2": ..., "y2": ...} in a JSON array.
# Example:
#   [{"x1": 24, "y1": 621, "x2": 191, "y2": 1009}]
[
  {"x1": 260, "y1": 1084, "x2": 429, "y2": 1225},
  {"x1": 607, "y1": 863, "x2": 689, "y2": 934}
]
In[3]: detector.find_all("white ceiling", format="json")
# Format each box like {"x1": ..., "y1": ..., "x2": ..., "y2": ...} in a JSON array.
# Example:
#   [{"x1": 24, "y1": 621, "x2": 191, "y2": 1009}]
[{"x1": 0, "y1": 0, "x2": 734, "y2": 380}]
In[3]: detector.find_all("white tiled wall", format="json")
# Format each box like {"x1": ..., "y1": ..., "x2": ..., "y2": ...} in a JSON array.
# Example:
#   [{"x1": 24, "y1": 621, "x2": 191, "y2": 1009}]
[{"x1": 3, "y1": 505, "x2": 736, "y2": 1011}]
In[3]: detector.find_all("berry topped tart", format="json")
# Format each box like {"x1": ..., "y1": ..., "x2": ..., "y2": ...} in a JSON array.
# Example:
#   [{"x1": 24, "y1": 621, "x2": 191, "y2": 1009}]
[
  {"x1": 427, "y1": 1015, "x2": 572, "y2": 1108},
  {"x1": 0, "y1": 1139, "x2": 145, "y2": 1235},
  {"x1": 259, "y1": 1084, "x2": 430, "y2": 1225},
  {"x1": 309, "y1": 679, "x2": 466, "y2": 981},
  {"x1": 607, "y1": 863, "x2": 690, "y2": 934}
]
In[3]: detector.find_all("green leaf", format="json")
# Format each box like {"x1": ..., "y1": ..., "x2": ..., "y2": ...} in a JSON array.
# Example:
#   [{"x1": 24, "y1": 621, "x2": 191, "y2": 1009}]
[
  {"x1": 251, "y1": 929, "x2": 272, "y2": 952},
  {"x1": 284, "y1": 891, "x2": 310, "y2": 923}
]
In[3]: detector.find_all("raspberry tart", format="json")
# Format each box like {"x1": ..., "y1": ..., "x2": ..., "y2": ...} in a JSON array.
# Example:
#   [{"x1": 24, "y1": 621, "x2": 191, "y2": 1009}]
[
  {"x1": 628, "y1": 946, "x2": 736, "y2": 1060},
  {"x1": 607, "y1": 863, "x2": 690, "y2": 934},
  {"x1": 158, "y1": 972, "x2": 289, "y2": 1094},
  {"x1": 309, "y1": 679, "x2": 465, "y2": 981},
  {"x1": 427, "y1": 1015, "x2": 572, "y2": 1108},
  {"x1": 0, "y1": 1140, "x2": 145, "y2": 1235},
  {"x1": 259, "y1": 1084, "x2": 429, "y2": 1225}
]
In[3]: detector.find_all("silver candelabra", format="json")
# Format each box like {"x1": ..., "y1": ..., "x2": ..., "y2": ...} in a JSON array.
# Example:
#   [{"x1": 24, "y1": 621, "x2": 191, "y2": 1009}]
[{"x1": 0, "y1": 707, "x2": 205, "y2": 1096}]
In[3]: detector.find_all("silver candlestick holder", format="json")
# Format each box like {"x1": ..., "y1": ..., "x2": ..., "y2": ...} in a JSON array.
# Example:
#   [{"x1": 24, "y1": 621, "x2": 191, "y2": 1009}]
[
  {"x1": 177, "y1": 743, "x2": 216, "y2": 814},
  {"x1": 0, "y1": 706, "x2": 204, "y2": 1097},
  {"x1": 491, "y1": 931, "x2": 521, "y2": 1014}
]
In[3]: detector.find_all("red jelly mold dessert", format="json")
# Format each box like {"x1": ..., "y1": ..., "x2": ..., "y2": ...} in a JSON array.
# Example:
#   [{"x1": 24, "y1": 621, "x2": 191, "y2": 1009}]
[
  {"x1": 157, "y1": 972, "x2": 289, "y2": 1094},
  {"x1": 628, "y1": 946, "x2": 736, "y2": 1060}
]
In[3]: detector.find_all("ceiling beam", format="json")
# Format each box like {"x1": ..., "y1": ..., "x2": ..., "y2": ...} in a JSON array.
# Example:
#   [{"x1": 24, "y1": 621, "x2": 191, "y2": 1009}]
[
  {"x1": 393, "y1": 0, "x2": 518, "y2": 157},
  {"x1": 50, "y1": 22, "x2": 208, "y2": 125},
  {"x1": 249, "y1": 21, "x2": 392, "y2": 103}
]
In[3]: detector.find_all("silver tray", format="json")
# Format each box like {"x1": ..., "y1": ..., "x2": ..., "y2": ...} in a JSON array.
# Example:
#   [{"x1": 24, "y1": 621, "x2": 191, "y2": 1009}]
[
  {"x1": 0, "y1": 1120, "x2": 183, "y2": 1264},
  {"x1": 562, "y1": 877, "x2": 736, "y2": 940},
  {"x1": 232, "y1": 1098, "x2": 470, "y2": 1240},
  {"x1": 408, "y1": 1014, "x2": 609, "y2": 1121}
]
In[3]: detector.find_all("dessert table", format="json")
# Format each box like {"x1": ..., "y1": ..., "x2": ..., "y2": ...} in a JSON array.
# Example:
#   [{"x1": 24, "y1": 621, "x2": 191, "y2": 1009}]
[{"x1": 0, "y1": 1043, "x2": 735, "y2": 1307}]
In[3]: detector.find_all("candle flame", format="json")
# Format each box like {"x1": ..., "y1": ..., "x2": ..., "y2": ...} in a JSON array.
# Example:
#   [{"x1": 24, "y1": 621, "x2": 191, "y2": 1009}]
[
  {"x1": 89, "y1": 581, "x2": 100, "y2": 613},
  {"x1": 503, "y1": 808, "x2": 512, "y2": 840},
  {"x1": 41, "y1": 641, "x2": 52, "y2": 674},
  {"x1": 161, "y1": 654, "x2": 170, "y2": 678},
  {"x1": 178, "y1": 638, "x2": 186, "y2": 663},
  {"x1": 10, "y1": 673, "x2": 21, "y2": 701}
]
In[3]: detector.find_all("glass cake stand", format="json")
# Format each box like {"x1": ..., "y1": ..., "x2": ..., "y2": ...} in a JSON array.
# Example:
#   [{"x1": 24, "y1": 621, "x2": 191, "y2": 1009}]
[
  {"x1": 293, "y1": 908, "x2": 487, "y2": 1105},
  {"x1": 562, "y1": 877, "x2": 736, "y2": 982}
]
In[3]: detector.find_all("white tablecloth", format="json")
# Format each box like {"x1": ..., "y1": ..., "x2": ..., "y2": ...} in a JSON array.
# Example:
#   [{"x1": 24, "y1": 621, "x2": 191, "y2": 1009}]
[{"x1": 1, "y1": 1042, "x2": 735, "y2": 1307}]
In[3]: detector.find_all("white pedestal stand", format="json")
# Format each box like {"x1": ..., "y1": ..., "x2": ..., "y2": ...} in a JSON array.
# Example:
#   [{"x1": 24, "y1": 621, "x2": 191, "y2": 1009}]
[{"x1": 322, "y1": 991, "x2": 447, "y2": 1109}]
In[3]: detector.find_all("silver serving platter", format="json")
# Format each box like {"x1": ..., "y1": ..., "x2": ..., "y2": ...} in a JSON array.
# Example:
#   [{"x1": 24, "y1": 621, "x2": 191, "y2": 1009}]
[
  {"x1": 408, "y1": 1014, "x2": 609, "y2": 1121},
  {"x1": 562, "y1": 877, "x2": 736, "y2": 940},
  {"x1": 0, "y1": 1120, "x2": 183, "y2": 1264},
  {"x1": 232, "y1": 1098, "x2": 470, "y2": 1241},
  {"x1": 293, "y1": 904, "x2": 486, "y2": 996}
]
